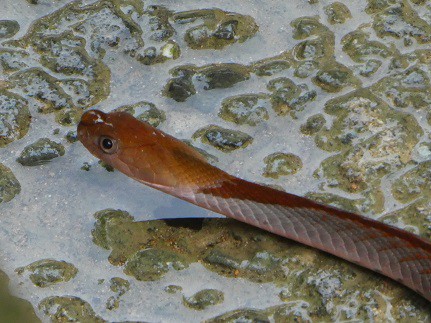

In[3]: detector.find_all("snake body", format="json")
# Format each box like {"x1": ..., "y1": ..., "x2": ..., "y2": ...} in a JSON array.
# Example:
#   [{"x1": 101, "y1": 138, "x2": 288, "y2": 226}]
[{"x1": 78, "y1": 109, "x2": 431, "y2": 302}]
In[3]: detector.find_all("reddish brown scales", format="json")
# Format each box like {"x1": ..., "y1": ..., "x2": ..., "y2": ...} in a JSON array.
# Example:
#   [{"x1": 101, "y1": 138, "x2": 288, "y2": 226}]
[{"x1": 78, "y1": 109, "x2": 431, "y2": 302}]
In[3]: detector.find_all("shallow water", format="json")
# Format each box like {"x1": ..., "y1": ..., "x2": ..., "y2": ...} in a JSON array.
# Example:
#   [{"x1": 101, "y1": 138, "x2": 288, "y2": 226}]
[{"x1": 1, "y1": 0, "x2": 431, "y2": 321}]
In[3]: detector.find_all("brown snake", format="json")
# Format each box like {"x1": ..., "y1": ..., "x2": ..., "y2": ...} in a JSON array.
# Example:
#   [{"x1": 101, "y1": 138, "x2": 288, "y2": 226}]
[{"x1": 78, "y1": 109, "x2": 431, "y2": 302}]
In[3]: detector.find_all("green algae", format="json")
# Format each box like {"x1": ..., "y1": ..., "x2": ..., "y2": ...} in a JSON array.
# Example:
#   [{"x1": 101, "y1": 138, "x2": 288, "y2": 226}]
[
  {"x1": 0, "y1": 163, "x2": 20, "y2": 204},
  {"x1": 300, "y1": 114, "x2": 326, "y2": 135},
  {"x1": 198, "y1": 64, "x2": 251, "y2": 90},
  {"x1": 391, "y1": 160, "x2": 431, "y2": 204},
  {"x1": 381, "y1": 198, "x2": 431, "y2": 239},
  {"x1": 193, "y1": 125, "x2": 253, "y2": 152},
  {"x1": 0, "y1": 89, "x2": 30, "y2": 147},
  {"x1": 124, "y1": 249, "x2": 188, "y2": 281},
  {"x1": 370, "y1": 65, "x2": 431, "y2": 110},
  {"x1": 16, "y1": 259, "x2": 78, "y2": 288},
  {"x1": 291, "y1": 16, "x2": 330, "y2": 40},
  {"x1": 369, "y1": 0, "x2": 431, "y2": 44},
  {"x1": 313, "y1": 62, "x2": 361, "y2": 92},
  {"x1": 324, "y1": 2, "x2": 352, "y2": 24},
  {"x1": 0, "y1": 20, "x2": 19, "y2": 39},
  {"x1": 306, "y1": 192, "x2": 362, "y2": 214},
  {"x1": 90, "y1": 209, "x2": 431, "y2": 320},
  {"x1": 315, "y1": 89, "x2": 421, "y2": 152},
  {"x1": 173, "y1": 9, "x2": 258, "y2": 50},
  {"x1": 114, "y1": 101, "x2": 166, "y2": 127},
  {"x1": 106, "y1": 277, "x2": 130, "y2": 310},
  {"x1": 267, "y1": 77, "x2": 316, "y2": 117},
  {"x1": 183, "y1": 289, "x2": 224, "y2": 310},
  {"x1": 263, "y1": 152, "x2": 303, "y2": 178},
  {"x1": 39, "y1": 296, "x2": 105, "y2": 322},
  {"x1": 219, "y1": 94, "x2": 270, "y2": 126},
  {"x1": 342, "y1": 30, "x2": 393, "y2": 63},
  {"x1": 17, "y1": 138, "x2": 65, "y2": 166},
  {"x1": 164, "y1": 284, "x2": 182, "y2": 294}
]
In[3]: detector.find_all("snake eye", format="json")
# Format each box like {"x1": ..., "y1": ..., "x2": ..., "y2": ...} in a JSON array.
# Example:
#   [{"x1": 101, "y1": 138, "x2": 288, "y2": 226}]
[{"x1": 99, "y1": 136, "x2": 118, "y2": 154}]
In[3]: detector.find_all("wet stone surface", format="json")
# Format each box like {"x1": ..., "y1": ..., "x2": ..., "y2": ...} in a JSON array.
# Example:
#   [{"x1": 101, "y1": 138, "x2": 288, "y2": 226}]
[
  {"x1": 106, "y1": 277, "x2": 130, "y2": 310},
  {"x1": 183, "y1": 289, "x2": 224, "y2": 310},
  {"x1": 2, "y1": 0, "x2": 431, "y2": 321},
  {"x1": 173, "y1": 9, "x2": 258, "y2": 50},
  {"x1": 114, "y1": 101, "x2": 166, "y2": 127},
  {"x1": 219, "y1": 94, "x2": 270, "y2": 126},
  {"x1": 193, "y1": 125, "x2": 253, "y2": 152},
  {"x1": 263, "y1": 152, "x2": 303, "y2": 178},
  {"x1": 16, "y1": 259, "x2": 78, "y2": 288},
  {"x1": 38, "y1": 296, "x2": 105, "y2": 322},
  {"x1": 324, "y1": 2, "x2": 352, "y2": 24},
  {"x1": 16, "y1": 138, "x2": 65, "y2": 166},
  {"x1": 0, "y1": 89, "x2": 30, "y2": 147},
  {"x1": 0, "y1": 163, "x2": 21, "y2": 204},
  {"x1": 89, "y1": 209, "x2": 431, "y2": 320}
]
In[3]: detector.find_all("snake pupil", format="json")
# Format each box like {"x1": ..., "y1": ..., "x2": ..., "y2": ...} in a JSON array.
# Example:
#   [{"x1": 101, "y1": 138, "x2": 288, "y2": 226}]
[{"x1": 102, "y1": 138, "x2": 113, "y2": 150}]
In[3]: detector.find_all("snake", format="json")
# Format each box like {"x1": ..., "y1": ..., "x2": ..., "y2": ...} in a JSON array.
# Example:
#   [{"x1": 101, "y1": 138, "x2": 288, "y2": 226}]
[{"x1": 77, "y1": 109, "x2": 431, "y2": 302}]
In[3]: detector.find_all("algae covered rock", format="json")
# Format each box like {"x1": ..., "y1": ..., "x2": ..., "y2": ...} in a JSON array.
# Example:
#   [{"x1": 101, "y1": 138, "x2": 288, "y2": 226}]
[
  {"x1": 300, "y1": 114, "x2": 326, "y2": 135},
  {"x1": 369, "y1": 0, "x2": 431, "y2": 44},
  {"x1": 17, "y1": 138, "x2": 65, "y2": 166},
  {"x1": 89, "y1": 209, "x2": 431, "y2": 319},
  {"x1": 0, "y1": 90, "x2": 30, "y2": 147},
  {"x1": 263, "y1": 152, "x2": 303, "y2": 178},
  {"x1": 197, "y1": 63, "x2": 250, "y2": 90},
  {"x1": 114, "y1": 101, "x2": 166, "y2": 127},
  {"x1": 164, "y1": 63, "x2": 250, "y2": 101},
  {"x1": 193, "y1": 125, "x2": 253, "y2": 152},
  {"x1": 173, "y1": 8, "x2": 258, "y2": 50},
  {"x1": 106, "y1": 277, "x2": 130, "y2": 310},
  {"x1": 39, "y1": 296, "x2": 105, "y2": 322},
  {"x1": 219, "y1": 94, "x2": 270, "y2": 126},
  {"x1": 183, "y1": 289, "x2": 224, "y2": 310},
  {"x1": 313, "y1": 62, "x2": 361, "y2": 92},
  {"x1": 16, "y1": 259, "x2": 78, "y2": 288},
  {"x1": 267, "y1": 77, "x2": 316, "y2": 116},
  {"x1": 206, "y1": 308, "x2": 270, "y2": 323},
  {"x1": 0, "y1": 163, "x2": 21, "y2": 204},
  {"x1": 124, "y1": 249, "x2": 187, "y2": 281},
  {"x1": 0, "y1": 20, "x2": 20, "y2": 39},
  {"x1": 324, "y1": 2, "x2": 352, "y2": 24}
]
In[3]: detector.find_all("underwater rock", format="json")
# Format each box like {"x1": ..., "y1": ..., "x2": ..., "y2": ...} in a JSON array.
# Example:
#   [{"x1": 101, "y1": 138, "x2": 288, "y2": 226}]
[
  {"x1": 16, "y1": 259, "x2": 78, "y2": 288},
  {"x1": 0, "y1": 163, "x2": 21, "y2": 204},
  {"x1": 196, "y1": 63, "x2": 250, "y2": 90},
  {"x1": 267, "y1": 78, "x2": 316, "y2": 117},
  {"x1": 0, "y1": 20, "x2": 19, "y2": 39},
  {"x1": 313, "y1": 62, "x2": 361, "y2": 92},
  {"x1": 219, "y1": 94, "x2": 270, "y2": 126},
  {"x1": 324, "y1": 2, "x2": 352, "y2": 24},
  {"x1": 369, "y1": 0, "x2": 431, "y2": 44},
  {"x1": 114, "y1": 101, "x2": 166, "y2": 127},
  {"x1": 300, "y1": 114, "x2": 326, "y2": 135},
  {"x1": 17, "y1": 138, "x2": 65, "y2": 166},
  {"x1": 173, "y1": 8, "x2": 258, "y2": 50},
  {"x1": 193, "y1": 125, "x2": 253, "y2": 152},
  {"x1": 0, "y1": 89, "x2": 30, "y2": 147},
  {"x1": 342, "y1": 30, "x2": 392, "y2": 63},
  {"x1": 263, "y1": 152, "x2": 303, "y2": 178},
  {"x1": 39, "y1": 296, "x2": 105, "y2": 322},
  {"x1": 183, "y1": 289, "x2": 224, "y2": 310},
  {"x1": 124, "y1": 249, "x2": 187, "y2": 281}
]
